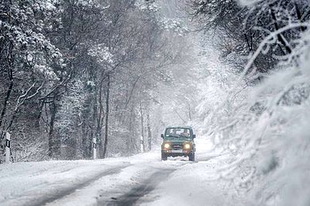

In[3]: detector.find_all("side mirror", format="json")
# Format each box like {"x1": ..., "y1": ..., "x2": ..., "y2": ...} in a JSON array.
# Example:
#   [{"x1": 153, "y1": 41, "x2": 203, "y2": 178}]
[
  {"x1": 192, "y1": 134, "x2": 196, "y2": 139},
  {"x1": 161, "y1": 134, "x2": 164, "y2": 138}
]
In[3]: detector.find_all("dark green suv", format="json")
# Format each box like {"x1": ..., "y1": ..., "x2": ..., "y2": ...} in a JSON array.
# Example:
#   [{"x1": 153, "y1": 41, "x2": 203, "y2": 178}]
[{"x1": 161, "y1": 126, "x2": 196, "y2": 161}]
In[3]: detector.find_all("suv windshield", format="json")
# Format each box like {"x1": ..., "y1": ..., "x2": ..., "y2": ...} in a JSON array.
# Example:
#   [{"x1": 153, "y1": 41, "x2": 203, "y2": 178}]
[{"x1": 165, "y1": 128, "x2": 191, "y2": 138}]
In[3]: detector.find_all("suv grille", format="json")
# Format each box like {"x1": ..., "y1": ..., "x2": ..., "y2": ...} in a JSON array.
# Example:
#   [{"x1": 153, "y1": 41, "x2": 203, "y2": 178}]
[{"x1": 172, "y1": 143, "x2": 182, "y2": 150}]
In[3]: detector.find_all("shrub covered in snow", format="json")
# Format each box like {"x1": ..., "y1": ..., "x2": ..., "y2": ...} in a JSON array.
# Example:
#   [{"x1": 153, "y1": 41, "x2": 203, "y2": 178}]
[{"x1": 193, "y1": 0, "x2": 310, "y2": 205}]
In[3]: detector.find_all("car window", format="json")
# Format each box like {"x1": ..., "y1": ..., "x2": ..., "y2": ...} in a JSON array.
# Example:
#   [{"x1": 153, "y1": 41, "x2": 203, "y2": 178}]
[{"x1": 166, "y1": 128, "x2": 191, "y2": 137}]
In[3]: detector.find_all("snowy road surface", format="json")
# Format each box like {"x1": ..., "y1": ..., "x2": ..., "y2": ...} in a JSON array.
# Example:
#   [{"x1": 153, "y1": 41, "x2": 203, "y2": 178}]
[{"x1": 0, "y1": 138, "x2": 246, "y2": 206}]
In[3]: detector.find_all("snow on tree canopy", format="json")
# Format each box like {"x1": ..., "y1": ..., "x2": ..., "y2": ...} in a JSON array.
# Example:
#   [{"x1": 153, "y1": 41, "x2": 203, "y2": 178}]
[{"x1": 88, "y1": 44, "x2": 114, "y2": 65}]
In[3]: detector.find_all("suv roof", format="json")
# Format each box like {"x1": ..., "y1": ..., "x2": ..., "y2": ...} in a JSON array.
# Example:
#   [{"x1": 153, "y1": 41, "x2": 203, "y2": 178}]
[{"x1": 166, "y1": 126, "x2": 192, "y2": 129}]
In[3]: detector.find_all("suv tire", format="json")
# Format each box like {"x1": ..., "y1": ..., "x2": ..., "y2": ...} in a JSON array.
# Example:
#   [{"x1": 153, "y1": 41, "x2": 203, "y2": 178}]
[
  {"x1": 161, "y1": 152, "x2": 167, "y2": 161},
  {"x1": 189, "y1": 152, "x2": 195, "y2": 161}
]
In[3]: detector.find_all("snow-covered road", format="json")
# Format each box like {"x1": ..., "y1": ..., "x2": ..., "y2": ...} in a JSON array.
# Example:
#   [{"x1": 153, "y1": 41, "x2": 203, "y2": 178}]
[{"x1": 0, "y1": 138, "x2": 247, "y2": 206}]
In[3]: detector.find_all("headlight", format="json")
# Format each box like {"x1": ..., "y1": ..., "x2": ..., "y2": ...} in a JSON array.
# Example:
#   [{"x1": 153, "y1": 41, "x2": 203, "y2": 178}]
[
  {"x1": 163, "y1": 143, "x2": 170, "y2": 149},
  {"x1": 183, "y1": 143, "x2": 191, "y2": 150}
]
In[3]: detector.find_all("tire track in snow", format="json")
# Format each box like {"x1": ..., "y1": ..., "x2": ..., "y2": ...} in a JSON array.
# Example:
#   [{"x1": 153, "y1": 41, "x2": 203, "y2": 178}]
[
  {"x1": 30, "y1": 163, "x2": 131, "y2": 206},
  {"x1": 101, "y1": 168, "x2": 176, "y2": 206}
]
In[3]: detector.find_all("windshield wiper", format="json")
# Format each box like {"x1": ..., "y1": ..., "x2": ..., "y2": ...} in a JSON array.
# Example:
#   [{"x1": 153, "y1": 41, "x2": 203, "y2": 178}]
[{"x1": 167, "y1": 134, "x2": 179, "y2": 137}]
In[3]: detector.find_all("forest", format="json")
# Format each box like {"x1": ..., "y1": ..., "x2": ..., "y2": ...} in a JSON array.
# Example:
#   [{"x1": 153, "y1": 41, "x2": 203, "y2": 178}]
[{"x1": 0, "y1": 0, "x2": 181, "y2": 160}]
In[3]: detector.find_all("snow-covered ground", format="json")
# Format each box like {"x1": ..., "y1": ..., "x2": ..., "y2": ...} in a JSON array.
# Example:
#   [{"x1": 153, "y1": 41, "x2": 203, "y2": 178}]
[{"x1": 0, "y1": 138, "x2": 247, "y2": 206}]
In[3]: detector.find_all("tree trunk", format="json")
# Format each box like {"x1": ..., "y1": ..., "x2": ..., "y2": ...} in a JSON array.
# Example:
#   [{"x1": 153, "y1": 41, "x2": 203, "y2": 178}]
[
  {"x1": 295, "y1": 3, "x2": 307, "y2": 32},
  {"x1": 97, "y1": 79, "x2": 104, "y2": 158},
  {"x1": 147, "y1": 112, "x2": 152, "y2": 151},
  {"x1": 102, "y1": 74, "x2": 110, "y2": 158},
  {"x1": 48, "y1": 99, "x2": 57, "y2": 158},
  {"x1": 0, "y1": 65, "x2": 13, "y2": 135},
  {"x1": 270, "y1": 8, "x2": 292, "y2": 54},
  {"x1": 139, "y1": 102, "x2": 145, "y2": 152},
  {"x1": 0, "y1": 36, "x2": 14, "y2": 136},
  {"x1": 0, "y1": 80, "x2": 13, "y2": 131}
]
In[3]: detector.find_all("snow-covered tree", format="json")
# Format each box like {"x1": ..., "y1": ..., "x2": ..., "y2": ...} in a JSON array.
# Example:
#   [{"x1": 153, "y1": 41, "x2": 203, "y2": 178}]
[
  {"x1": 0, "y1": 0, "x2": 64, "y2": 161},
  {"x1": 190, "y1": 0, "x2": 310, "y2": 205}
]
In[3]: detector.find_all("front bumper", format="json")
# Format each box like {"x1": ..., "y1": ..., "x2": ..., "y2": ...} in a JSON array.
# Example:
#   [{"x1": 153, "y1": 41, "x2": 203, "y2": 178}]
[{"x1": 162, "y1": 149, "x2": 191, "y2": 156}]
